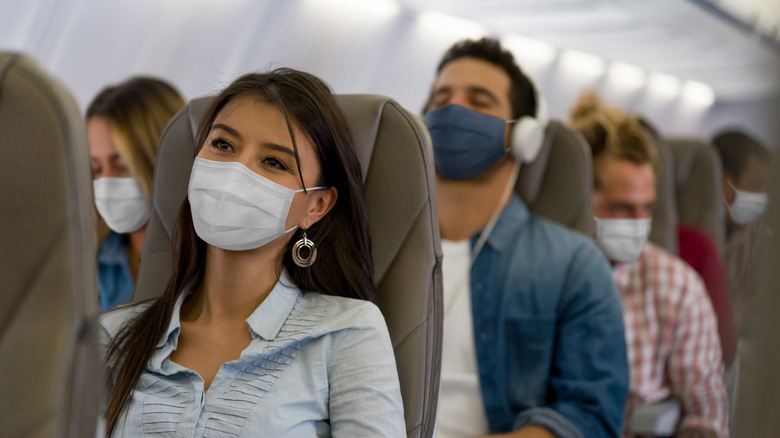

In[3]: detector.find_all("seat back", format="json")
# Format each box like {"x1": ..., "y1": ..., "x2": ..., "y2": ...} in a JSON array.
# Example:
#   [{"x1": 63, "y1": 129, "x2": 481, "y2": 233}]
[
  {"x1": 0, "y1": 52, "x2": 100, "y2": 438},
  {"x1": 516, "y1": 120, "x2": 595, "y2": 236},
  {"x1": 648, "y1": 135, "x2": 678, "y2": 253},
  {"x1": 666, "y1": 138, "x2": 726, "y2": 256},
  {"x1": 732, "y1": 134, "x2": 779, "y2": 436},
  {"x1": 134, "y1": 94, "x2": 442, "y2": 438}
]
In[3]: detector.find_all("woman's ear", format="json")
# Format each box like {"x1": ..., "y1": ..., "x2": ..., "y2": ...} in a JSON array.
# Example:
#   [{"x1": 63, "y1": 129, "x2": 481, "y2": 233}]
[{"x1": 299, "y1": 187, "x2": 338, "y2": 229}]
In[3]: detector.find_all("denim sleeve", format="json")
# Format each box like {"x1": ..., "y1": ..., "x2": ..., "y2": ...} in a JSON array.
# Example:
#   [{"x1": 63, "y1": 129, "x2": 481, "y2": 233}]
[
  {"x1": 328, "y1": 304, "x2": 406, "y2": 438},
  {"x1": 514, "y1": 243, "x2": 629, "y2": 438}
]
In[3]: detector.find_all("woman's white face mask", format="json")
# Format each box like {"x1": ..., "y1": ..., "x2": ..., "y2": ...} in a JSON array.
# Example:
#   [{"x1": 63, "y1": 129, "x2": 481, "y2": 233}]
[
  {"x1": 594, "y1": 217, "x2": 652, "y2": 264},
  {"x1": 726, "y1": 180, "x2": 768, "y2": 225},
  {"x1": 188, "y1": 158, "x2": 326, "y2": 251},
  {"x1": 93, "y1": 177, "x2": 150, "y2": 233}
]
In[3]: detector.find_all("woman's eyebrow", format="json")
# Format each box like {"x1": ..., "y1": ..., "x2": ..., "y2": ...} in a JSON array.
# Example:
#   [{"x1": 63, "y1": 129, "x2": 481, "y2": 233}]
[
  {"x1": 211, "y1": 123, "x2": 242, "y2": 140},
  {"x1": 263, "y1": 142, "x2": 296, "y2": 159}
]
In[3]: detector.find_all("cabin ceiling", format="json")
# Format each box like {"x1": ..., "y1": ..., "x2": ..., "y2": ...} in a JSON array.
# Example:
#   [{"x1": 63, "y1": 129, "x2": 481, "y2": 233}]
[{"x1": 397, "y1": 0, "x2": 780, "y2": 101}]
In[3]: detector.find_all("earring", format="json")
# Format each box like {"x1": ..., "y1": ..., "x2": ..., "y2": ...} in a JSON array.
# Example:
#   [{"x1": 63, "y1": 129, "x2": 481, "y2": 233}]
[{"x1": 292, "y1": 229, "x2": 317, "y2": 267}]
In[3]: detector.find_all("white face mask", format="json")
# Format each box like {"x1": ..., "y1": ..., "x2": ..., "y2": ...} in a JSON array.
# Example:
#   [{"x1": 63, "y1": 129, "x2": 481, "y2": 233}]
[
  {"x1": 188, "y1": 157, "x2": 325, "y2": 251},
  {"x1": 594, "y1": 217, "x2": 652, "y2": 264},
  {"x1": 93, "y1": 177, "x2": 150, "y2": 233},
  {"x1": 726, "y1": 180, "x2": 768, "y2": 225}
]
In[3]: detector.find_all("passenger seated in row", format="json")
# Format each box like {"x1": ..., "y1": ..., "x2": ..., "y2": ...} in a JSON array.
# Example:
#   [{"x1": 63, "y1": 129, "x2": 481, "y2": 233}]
[
  {"x1": 712, "y1": 130, "x2": 772, "y2": 336},
  {"x1": 100, "y1": 69, "x2": 405, "y2": 437},
  {"x1": 87, "y1": 77, "x2": 185, "y2": 311},
  {"x1": 570, "y1": 93, "x2": 728, "y2": 438},
  {"x1": 424, "y1": 37, "x2": 628, "y2": 438},
  {"x1": 639, "y1": 118, "x2": 736, "y2": 367}
]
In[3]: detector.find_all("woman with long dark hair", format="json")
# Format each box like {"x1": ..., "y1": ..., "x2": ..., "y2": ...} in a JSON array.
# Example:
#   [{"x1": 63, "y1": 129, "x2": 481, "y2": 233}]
[{"x1": 100, "y1": 69, "x2": 405, "y2": 437}]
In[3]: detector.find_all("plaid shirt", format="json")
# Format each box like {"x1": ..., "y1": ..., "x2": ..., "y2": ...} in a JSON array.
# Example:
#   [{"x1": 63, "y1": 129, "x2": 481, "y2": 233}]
[{"x1": 613, "y1": 242, "x2": 728, "y2": 438}]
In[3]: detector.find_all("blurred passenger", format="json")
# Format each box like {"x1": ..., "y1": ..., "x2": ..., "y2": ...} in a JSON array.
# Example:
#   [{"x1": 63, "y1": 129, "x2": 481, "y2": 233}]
[
  {"x1": 87, "y1": 77, "x2": 185, "y2": 311},
  {"x1": 639, "y1": 118, "x2": 736, "y2": 366},
  {"x1": 424, "y1": 38, "x2": 628, "y2": 438},
  {"x1": 100, "y1": 69, "x2": 404, "y2": 437},
  {"x1": 711, "y1": 130, "x2": 772, "y2": 335},
  {"x1": 571, "y1": 92, "x2": 728, "y2": 438}
]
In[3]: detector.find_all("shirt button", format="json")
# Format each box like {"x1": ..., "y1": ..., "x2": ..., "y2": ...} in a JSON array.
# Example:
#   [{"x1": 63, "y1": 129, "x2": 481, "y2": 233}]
[
  {"x1": 475, "y1": 281, "x2": 483, "y2": 290},
  {"x1": 480, "y1": 331, "x2": 488, "y2": 340}
]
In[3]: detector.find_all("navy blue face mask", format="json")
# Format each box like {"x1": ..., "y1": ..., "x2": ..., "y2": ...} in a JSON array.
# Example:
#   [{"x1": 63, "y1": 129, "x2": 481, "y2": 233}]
[{"x1": 425, "y1": 105, "x2": 512, "y2": 180}]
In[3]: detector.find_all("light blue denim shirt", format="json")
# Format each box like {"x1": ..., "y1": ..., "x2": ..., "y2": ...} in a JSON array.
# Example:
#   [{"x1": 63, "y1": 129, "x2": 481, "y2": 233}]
[
  {"x1": 100, "y1": 270, "x2": 405, "y2": 437},
  {"x1": 97, "y1": 231, "x2": 134, "y2": 312},
  {"x1": 470, "y1": 195, "x2": 629, "y2": 437}
]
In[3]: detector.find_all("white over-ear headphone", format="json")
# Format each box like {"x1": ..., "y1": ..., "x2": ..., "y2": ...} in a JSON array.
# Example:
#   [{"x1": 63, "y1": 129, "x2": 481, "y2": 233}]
[{"x1": 510, "y1": 77, "x2": 549, "y2": 163}]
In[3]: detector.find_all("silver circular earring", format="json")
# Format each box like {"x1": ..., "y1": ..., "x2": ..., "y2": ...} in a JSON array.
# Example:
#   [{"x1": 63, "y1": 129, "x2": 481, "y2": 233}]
[{"x1": 292, "y1": 229, "x2": 317, "y2": 268}]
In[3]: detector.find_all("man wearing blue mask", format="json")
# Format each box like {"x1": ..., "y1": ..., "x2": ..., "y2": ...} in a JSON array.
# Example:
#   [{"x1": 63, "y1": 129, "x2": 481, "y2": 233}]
[
  {"x1": 424, "y1": 38, "x2": 628, "y2": 438},
  {"x1": 712, "y1": 130, "x2": 772, "y2": 335},
  {"x1": 570, "y1": 93, "x2": 728, "y2": 438}
]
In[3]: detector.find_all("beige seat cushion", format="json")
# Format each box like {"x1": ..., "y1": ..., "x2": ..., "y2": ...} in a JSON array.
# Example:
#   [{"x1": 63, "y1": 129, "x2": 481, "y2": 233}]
[
  {"x1": 516, "y1": 120, "x2": 596, "y2": 237},
  {"x1": 0, "y1": 52, "x2": 100, "y2": 438},
  {"x1": 667, "y1": 138, "x2": 725, "y2": 256}
]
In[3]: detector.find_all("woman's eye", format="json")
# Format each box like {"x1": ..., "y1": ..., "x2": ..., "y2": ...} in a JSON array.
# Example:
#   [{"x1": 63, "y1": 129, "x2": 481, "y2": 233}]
[
  {"x1": 210, "y1": 137, "x2": 234, "y2": 153},
  {"x1": 263, "y1": 156, "x2": 289, "y2": 171}
]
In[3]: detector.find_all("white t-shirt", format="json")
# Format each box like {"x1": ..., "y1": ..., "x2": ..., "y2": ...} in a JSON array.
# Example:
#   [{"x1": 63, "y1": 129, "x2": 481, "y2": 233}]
[{"x1": 435, "y1": 239, "x2": 489, "y2": 438}]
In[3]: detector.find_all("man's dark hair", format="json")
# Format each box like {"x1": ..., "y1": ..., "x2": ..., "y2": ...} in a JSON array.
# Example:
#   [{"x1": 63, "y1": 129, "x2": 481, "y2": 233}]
[
  {"x1": 425, "y1": 37, "x2": 537, "y2": 119},
  {"x1": 712, "y1": 130, "x2": 771, "y2": 180}
]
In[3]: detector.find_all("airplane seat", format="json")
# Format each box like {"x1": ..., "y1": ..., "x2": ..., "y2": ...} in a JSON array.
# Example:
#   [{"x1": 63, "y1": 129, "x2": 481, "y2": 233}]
[
  {"x1": 0, "y1": 52, "x2": 100, "y2": 437},
  {"x1": 648, "y1": 135, "x2": 679, "y2": 253},
  {"x1": 667, "y1": 137, "x2": 736, "y2": 426},
  {"x1": 515, "y1": 120, "x2": 596, "y2": 236},
  {"x1": 732, "y1": 135, "x2": 780, "y2": 436},
  {"x1": 133, "y1": 94, "x2": 442, "y2": 438},
  {"x1": 666, "y1": 138, "x2": 726, "y2": 257}
]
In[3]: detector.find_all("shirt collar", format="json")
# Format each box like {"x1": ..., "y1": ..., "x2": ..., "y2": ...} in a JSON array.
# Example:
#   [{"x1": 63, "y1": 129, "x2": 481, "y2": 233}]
[
  {"x1": 246, "y1": 269, "x2": 301, "y2": 341},
  {"x1": 156, "y1": 270, "x2": 301, "y2": 349},
  {"x1": 156, "y1": 288, "x2": 187, "y2": 349},
  {"x1": 476, "y1": 194, "x2": 531, "y2": 254}
]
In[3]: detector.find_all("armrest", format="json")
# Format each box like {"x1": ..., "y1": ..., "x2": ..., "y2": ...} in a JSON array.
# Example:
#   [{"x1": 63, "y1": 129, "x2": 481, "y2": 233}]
[{"x1": 629, "y1": 398, "x2": 681, "y2": 437}]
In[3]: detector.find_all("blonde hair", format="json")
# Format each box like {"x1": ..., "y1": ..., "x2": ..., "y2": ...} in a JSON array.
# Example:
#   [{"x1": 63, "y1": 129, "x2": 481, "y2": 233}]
[
  {"x1": 568, "y1": 91, "x2": 658, "y2": 189},
  {"x1": 87, "y1": 77, "x2": 185, "y2": 199}
]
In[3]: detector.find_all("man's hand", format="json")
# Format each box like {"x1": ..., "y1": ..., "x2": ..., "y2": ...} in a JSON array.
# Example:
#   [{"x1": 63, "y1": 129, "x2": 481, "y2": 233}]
[{"x1": 476, "y1": 425, "x2": 556, "y2": 438}]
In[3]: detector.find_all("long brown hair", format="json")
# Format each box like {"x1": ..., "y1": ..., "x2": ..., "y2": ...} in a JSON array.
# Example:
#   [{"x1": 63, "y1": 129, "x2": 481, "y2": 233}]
[
  {"x1": 87, "y1": 76, "x2": 185, "y2": 200},
  {"x1": 103, "y1": 69, "x2": 376, "y2": 436}
]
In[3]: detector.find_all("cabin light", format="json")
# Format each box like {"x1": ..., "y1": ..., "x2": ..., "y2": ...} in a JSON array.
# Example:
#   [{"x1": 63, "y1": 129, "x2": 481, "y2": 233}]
[
  {"x1": 501, "y1": 34, "x2": 557, "y2": 67},
  {"x1": 608, "y1": 62, "x2": 645, "y2": 91},
  {"x1": 648, "y1": 71, "x2": 681, "y2": 98},
  {"x1": 303, "y1": 0, "x2": 400, "y2": 23},
  {"x1": 418, "y1": 10, "x2": 487, "y2": 41},
  {"x1": 681, "y1": 80, "x2": 716, "y2": 107},
  {"x1": 560, "y1": 50, "x2": 606, "y2": 79}
]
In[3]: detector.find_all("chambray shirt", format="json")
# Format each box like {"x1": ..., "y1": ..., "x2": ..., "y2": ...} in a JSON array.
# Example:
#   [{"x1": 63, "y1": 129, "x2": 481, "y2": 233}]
[
  {"x1": 97, "y1": 231, "x2": 134, "y2": 312},
  {"x1": 469, "y1": 195, "x2": 629, "y2": 437},
  {"x1": 100, "y1": 270, "x2": 405, "y2": 437}
]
